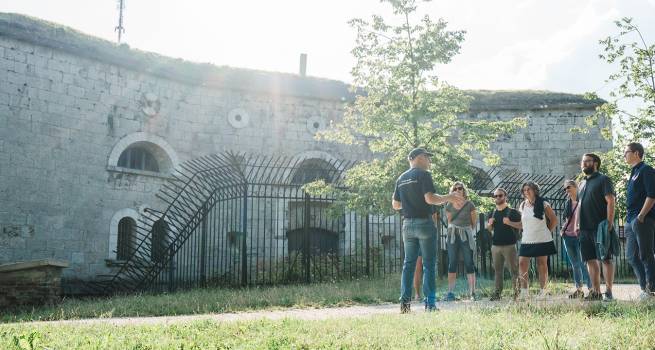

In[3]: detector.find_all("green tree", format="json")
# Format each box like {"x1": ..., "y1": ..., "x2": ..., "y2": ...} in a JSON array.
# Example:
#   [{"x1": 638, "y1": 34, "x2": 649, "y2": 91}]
[
  {"x1": 316, "y1": 0, "x2": 525, "y2": 214},
  {"x1": 585, "y1": 18, "x2": 655, "y2": 218}
]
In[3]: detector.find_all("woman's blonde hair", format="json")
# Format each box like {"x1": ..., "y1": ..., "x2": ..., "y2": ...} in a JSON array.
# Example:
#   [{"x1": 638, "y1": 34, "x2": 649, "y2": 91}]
[
  {"x1": 450, "y1": 181, "x2": 469, "y2": 200},
  {"x1": 564, "y1": 179, "x2": 577, "y2": 188}
]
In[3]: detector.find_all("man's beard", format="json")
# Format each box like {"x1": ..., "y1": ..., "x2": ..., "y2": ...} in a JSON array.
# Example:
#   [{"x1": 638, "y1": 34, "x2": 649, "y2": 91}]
[{"x1": 582, "y1": 167, "x2": 594, "y2": 175}]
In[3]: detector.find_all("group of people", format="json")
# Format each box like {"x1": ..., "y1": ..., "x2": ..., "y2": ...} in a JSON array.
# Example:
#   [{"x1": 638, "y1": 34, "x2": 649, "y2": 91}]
[{"x1": 392, "y1": 144, "x2": 655, "y2": 313}]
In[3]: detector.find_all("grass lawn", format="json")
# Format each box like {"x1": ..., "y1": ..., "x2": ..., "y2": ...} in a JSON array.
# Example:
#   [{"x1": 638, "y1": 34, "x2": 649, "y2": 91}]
[
  {"x1": 2, "y1": 302, "x2": 655, "y2": 349},
  {"x1": 1, "y1": 275, "x2": 568, "y2": 323}
]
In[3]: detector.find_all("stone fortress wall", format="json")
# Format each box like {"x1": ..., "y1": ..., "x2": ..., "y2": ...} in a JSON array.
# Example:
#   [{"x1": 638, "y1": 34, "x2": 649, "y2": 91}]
[{"x1": 0, "y1": 13, "x2": 611, "y2": 281}]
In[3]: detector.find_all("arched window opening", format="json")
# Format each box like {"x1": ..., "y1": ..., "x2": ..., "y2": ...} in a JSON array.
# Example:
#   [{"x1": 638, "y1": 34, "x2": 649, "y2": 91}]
[
  {"x1": 291, "y1": 159, "x2": 337, "y2": 185},
  {"x1": 118, "y1": 146, "x2": 160, "y2": 172},
  {"x1": 151, "y1": 219, "x2": 169, "y2": 263},
  {"x1": 117, "y1": 217, "x2": 136, "y2": 260}
]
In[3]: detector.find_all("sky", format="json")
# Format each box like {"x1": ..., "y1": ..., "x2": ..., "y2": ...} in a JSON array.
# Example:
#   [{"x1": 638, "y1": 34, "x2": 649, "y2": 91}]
[{"x1": 1, "y1": 0, "x2": 654, "y2": 100}]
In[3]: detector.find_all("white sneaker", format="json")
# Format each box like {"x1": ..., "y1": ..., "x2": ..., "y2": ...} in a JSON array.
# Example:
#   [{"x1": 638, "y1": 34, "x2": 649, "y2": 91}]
[
  {"x1": 638, "y1": 291, "x2": 653, "y2": 301},
  {"x1": 518, "y1": 288, "x2": 529, "y2": 301},
  {"x1": 536, "y1": 289, "x2": 548, "y2": 300}
]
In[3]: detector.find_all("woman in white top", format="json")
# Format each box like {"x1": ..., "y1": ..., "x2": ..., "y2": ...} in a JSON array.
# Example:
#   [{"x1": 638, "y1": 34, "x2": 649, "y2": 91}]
[{"x1": 518, "y1": 181, "x2": 558, "y2": 300}]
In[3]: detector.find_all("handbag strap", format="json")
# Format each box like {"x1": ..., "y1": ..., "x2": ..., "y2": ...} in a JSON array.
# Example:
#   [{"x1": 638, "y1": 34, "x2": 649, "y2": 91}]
[{"x1": 449, "y1": 201, "x2": 469, "y2": 223}]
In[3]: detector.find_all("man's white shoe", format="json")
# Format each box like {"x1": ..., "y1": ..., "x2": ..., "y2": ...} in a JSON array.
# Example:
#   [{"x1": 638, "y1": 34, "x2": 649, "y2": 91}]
[
  {"x1": 536, "y1": 289, "x2": 548, "y2": 301},
  {"x1": 638, "y1": 291, "x2": 653, "y2": 301}
]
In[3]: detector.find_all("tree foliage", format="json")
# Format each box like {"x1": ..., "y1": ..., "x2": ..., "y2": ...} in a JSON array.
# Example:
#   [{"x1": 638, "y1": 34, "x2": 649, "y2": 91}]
[
  {"x1": 585, "y1": 18, "x2": 655, "y2": 218},
  {"x1": 315, "y1": 0, "x2": 525, "y2": 214}
]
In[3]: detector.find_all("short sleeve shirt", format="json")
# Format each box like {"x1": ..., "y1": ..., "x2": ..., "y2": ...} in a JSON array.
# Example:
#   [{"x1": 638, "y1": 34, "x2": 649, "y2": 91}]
[
  {"x1": 445, "y1": 201, "x2": 476, "y2": 227},
  {"x1": 393, "y1": 168, "x2": 436, "y2": 218},
  {"x1": 488, "y1": 207, "x2": 521, "y2": 245},
  {"x1": 626, "y1": 162, "x2": 655, "y2": 222},
  {"x1": 578, "y1": 172, "x2": 615, "y2": 231}
]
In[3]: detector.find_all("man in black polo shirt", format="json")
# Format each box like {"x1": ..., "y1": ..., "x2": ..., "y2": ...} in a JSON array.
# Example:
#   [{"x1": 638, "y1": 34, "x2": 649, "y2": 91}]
[
  {"x1": 392, "y1": 148, "x2": 463, "y2": 313},
  {"x1": 486, "y1": 187, "x2": 521, "y2": 301},
  {"x1": 576, "y1": 153, "x2": 616, "y2": 301},
  {"x1": 623, "y1": 142, "x2": 655, "y2": 300}
]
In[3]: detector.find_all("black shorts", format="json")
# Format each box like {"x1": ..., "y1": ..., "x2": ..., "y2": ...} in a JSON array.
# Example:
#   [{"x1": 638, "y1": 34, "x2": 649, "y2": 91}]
[{"x1": 579, "y1": 229, "x2": 614, "y2": 262}]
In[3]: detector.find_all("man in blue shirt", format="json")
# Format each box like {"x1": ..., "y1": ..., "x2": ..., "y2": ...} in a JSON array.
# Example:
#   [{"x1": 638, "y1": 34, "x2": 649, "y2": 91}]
[
  {"x1": 392, "y1": 148, "x2": 463, "y2": 313},
  {"x1": 624, "y1": 142, "x2": 655, "y2": 300}
]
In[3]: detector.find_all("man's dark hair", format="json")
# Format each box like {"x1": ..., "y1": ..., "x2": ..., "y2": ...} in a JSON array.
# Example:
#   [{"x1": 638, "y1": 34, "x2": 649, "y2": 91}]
[
  {"x1": 627, "y1": 142, "x2": 645, "y2": 159},
  {"x1": 494, "y1": 187, "x2": 508, "y2": 196},
  {"x1": 583, "y1": 153, "x2": 602, "y2": 170}
]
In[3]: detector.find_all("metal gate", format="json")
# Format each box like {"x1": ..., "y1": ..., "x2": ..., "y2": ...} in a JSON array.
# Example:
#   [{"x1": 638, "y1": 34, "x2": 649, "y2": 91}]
[
  {"x1": 97, "y1": 152, "x2": 404, "y2": 293},
  {"x1": 95, "y1": 159, "x2": 637, "y2": 295}
]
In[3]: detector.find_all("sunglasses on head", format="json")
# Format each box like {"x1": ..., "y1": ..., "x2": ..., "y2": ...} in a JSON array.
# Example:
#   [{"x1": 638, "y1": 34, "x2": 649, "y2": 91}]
[
  {"x1": 453, "y1": 187, "x2": 464, "y2": 191},
  {"x1": 493, "y1": 194, "x2": 504, "y2": 198}
]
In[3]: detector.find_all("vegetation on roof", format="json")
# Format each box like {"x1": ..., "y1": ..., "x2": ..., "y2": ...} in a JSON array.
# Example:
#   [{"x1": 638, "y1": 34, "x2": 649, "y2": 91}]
[
  {"x1": 0, "y1": 13, "x2": 603, "y2": 110},
  {"x1": 466, "y1": 90, "x2": 605, "y2": 111}
]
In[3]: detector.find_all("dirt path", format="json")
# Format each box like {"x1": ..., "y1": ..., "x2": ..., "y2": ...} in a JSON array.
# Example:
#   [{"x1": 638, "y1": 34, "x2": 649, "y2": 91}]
[{"x1": 9, "y1": 284, "x2": 645, "y2": 327}]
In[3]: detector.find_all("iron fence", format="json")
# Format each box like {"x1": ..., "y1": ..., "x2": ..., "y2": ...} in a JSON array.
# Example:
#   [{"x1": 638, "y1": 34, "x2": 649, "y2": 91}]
[
  {"x1": 466, "y1": 213, "x2": 634, "y2": 281},
  {"x1": 460, "y1": 167, "x2": 634, "y2": 281},
  {"x1": 154, "y1": 188, "x2": 405, "y2": 291},
  {"x1": 97, "y1": 154, "x2": 639, "y2": 295}
]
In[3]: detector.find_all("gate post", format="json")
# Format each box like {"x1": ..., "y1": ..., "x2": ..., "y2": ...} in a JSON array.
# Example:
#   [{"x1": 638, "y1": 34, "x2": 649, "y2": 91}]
[
  {"x1": 241, "y1": 183, "x2": 248, "y2": 286},
  {"x1": 478, "y1": 212, "x2": 487, "y2": 278},
  {"x1": 200, "y1": 202, "x2": 208, "y2": 287},
  {"x1": 168, "y1": 247, "x2": 175, "y2": 292},
  {"x1": 303, "y1": 192, "x2": 311, "y2": 283},
  {"x1": 365, "y1": 214, "x2": 370, "y2": 276}
]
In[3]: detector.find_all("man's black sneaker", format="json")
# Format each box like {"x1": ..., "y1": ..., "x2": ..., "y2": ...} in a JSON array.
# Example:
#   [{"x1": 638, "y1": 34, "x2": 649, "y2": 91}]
[
  {"x1": 425, "y1": 304, "x2": 438, "y2": 312},
  {"x1": 568, "y1": 289, "x2": 584, "y2": 299},
  {"x1": 489, "y1": 292, "x2": 502, "y2": 301},
  {"x1": 584, "y1": 291, "x2": 603, "y2": 301},
  {"x1": 400, "y1": 302, "x2": 411, "y2": 314},
  {"x1": 603, "y1": 291, "x2": 615, "y2": 302}
]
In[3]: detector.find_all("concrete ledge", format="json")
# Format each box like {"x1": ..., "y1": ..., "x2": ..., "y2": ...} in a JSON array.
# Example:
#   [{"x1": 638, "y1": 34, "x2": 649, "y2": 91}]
[
  {"x1": 0, "y1": 259, "x2": 69, "y2": 308},
  {"x1": 106, "y1": 165, "x2": 174, "y2": 180},
  {"x1": 0, "y1": 259, "x2": 69, "y2": 273}
]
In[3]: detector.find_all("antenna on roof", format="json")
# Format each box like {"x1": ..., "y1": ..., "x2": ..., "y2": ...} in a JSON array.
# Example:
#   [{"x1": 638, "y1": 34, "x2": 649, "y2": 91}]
[{"x1": 115, "y1": 0, "x2": 126, "y2": 43}]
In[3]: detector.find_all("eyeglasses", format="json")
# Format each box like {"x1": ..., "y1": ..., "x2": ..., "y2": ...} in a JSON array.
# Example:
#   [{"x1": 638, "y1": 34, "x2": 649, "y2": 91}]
[
  {"x1": 453, "y1": 187, "x2": 464, "y2": 191},
  {"x1": 493, "y1": 194, "x2": 504, "y2": 198}
]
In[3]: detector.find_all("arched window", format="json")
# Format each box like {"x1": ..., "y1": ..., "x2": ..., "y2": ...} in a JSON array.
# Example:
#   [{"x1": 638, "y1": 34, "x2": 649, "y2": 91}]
[
  {"x1": 151, "y1": 218, "x2": 169, "y2": 263},
  {"x1": 108, "y1": 132, "x2": 179, "y2": 175},
  {"x1": 118, "y1": 146, "x2": 160, "y2": 172},
  {"x1": 117, "y1": 217, "x2": 136, "y2": 260},
  {"x1": 291, "y1": 159, "x2": 336, "y2": 184}
]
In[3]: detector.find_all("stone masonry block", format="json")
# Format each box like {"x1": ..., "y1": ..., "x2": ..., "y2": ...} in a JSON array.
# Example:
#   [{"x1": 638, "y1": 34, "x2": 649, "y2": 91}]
[{"x1": 4, "y1": 48, "x2": 27, "y2": 62}]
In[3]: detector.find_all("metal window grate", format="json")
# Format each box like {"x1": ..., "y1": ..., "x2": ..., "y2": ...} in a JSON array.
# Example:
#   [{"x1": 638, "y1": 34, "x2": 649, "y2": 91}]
[
  {"x1": 118, "y1": 147, "x2": 160, "y2": 172},
  {"x1": 117, "y1": 217, "x2": 136, "y2": 260}
]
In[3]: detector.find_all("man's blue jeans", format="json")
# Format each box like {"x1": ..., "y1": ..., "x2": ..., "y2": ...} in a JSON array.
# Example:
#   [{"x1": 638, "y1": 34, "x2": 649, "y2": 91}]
[
  {"x1": 626, "y1": 217, "x2": 655, "y2": 292},
  {"x1": 400, "y1": 218, "x2": 437, "y2": 306},
  {"x1": 562, "y1": 235, "x2": 591, "y2": 289}
]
